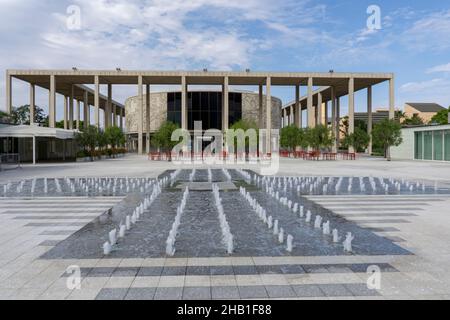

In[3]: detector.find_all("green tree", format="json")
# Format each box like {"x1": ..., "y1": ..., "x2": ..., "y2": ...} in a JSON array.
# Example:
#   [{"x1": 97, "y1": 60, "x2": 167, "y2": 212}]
[
  {"x1": 402, "y1": 114, "x2": 424, "y2": 126},
  {"x1": 152, "y1": 121, "x2": 180, "y2": 151},
  {"x1": 75, "y1": 125, "x2": 100, "y2": 159},
  {"x1": 342, "y1": 127, "x2": 370, "y2": 152},
  {"x1": 10, "y1": 105, "x2": 47, "y2": 125},
  {"x1": 105, "y1": 126, "x2": 125, "y2": 151},
  {"x1": 429, "y1": 108, "x2": 449, "y2": 125},
  {"x1": 280, "y1": 125, "x2": 301, "y2": 152},
  {"x1": 371, "y1": 119, "x2": 403, "y2": 160},
  {"x1": 306, "y1": 124, "x2": 334, "y2": 151}
]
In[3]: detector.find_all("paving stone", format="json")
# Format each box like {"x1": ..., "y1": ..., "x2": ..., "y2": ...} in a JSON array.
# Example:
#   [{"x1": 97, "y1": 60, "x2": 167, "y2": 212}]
[
  {"x1": 162, "y1": 266, "x2": 186, "y2": 276},
  {"x1": 88, "y1": 267, "x2": 115, "y2": 277},
  {"x1": 112, "y1": 267, "x2": 140, "y2": 277},
  {"x1": 154, "y1": 287, "x2": 183, "y2": 300},
  {"x1": 319, "y1": 284, "x2": 354, "y2": 297},
  {"x1": 344, "y1": 283, "x2": 380, "y2": 297},
  {"x1": 95, "y1": 288, "x2": 129, "y2": 300},
  {"x1": 138, "y1": 267, "x2": 163, "y2": 277},
  {"x1": 210, "y1": 266, "x2": 234, "y2": 275},
  {"x1": 182, "y1": 287, "x2": 211, "y2": 300},
  {"x1": 211, "y1": 286, "x2": 240, "y2": 299},
  {"x1": 233, "y1": 265, "x2": 258, "y2": 275},
  {"x1": 265, "y1": 285, "x2": 297, "y2": 298},
  {"x1": 124, "y1": 288, "x2": 156, "y2": 300},
  {"x1": 292, "y1": 284, "x2": 326, "y2": 297},
  {"x1": 238, "y1": 286, "x2": 268, "y2": 299},
  {"x1": 186, "y1": 266, "x2": 210, "y2": 276}
]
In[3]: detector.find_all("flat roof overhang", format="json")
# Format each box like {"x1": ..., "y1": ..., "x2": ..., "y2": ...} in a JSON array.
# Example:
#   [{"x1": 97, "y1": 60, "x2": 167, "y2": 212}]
[{"x1": 8, "y1": 70, "x2": 392, "y2": 110}]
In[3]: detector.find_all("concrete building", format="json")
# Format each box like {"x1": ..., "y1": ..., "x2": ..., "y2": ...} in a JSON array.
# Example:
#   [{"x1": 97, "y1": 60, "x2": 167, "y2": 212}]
[
  {"x1": 391, "y1": 124, "x2": 450, "y2": 162},
  {"x1": 5, "y1": 70, "x2": 395, "y2": 155},
  {"x1": 125, "y1": 90, "x2": 281, "y2": 152},
  {"x1": 404, "y1": 103, "x2": 445, "y2": 124}
]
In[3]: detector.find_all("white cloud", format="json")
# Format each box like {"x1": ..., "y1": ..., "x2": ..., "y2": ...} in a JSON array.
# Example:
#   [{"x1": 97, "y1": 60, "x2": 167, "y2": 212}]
[
  {"x1": 399, "y1": 78, "x2": 450, "y2": 106},
  {"x1": 427, "y1": 63, "x2": 450, "y2": 74}
]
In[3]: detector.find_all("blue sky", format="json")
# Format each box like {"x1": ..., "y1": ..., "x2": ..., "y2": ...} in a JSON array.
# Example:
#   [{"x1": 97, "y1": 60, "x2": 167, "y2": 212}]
[{"x1": 1, "y1": 0, "x2": 450, "y2": 122}]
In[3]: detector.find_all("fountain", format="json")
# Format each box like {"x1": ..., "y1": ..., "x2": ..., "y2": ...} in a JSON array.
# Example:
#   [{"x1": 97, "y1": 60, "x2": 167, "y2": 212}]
[
  {"x1": 267, "y1": 216, "x2": 273, "y2": 229},
  {"x1": 273, "y1": 220, "x2": 279, "y2": 235},
  {"x1": 119, "y1": 224, "x2": 126, "y2": 238},
  {"x1": 103, "y1": 242, "x2": 112, "y2": 255},
  {"x1": 322, "y1": 221, "x2": 330, "y2": 235},
  {"x1": 212, "y1": 184, "x2": 234, "y2": 254},
  {"x1": 278, "y1": 228, "x2": 284, "y2": 243},
  {"x1": 332, "y1": 229, "x2": 339, "y2": 243},
  {"x1": 166, "y1": 187, "x2": 190, "y2": 256},
  {"x1": 314, "y1": 216, "x2": 322, "y2": 229},
  {"x1": 109, "y1": 229, "x2": 117, "y2": 246},
  {"x1": 305, "y1": 210, "x2": 312, "y2": 223},
  {"x1": 343, "y1": 232, "x2": 354, "y2": 252},
  {"x1": 286, "y1": 235, "x2": 293, "y2": 252}
]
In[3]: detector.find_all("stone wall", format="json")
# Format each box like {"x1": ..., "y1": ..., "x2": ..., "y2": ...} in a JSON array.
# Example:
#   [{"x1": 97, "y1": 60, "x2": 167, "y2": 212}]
[{"x1": 125, "y1": 91, "x2": 281, "y2": 134}]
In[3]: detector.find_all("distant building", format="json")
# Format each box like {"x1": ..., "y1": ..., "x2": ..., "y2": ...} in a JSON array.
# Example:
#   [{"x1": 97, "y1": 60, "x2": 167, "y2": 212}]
[
  {"x1": 404, "y1": 103, "x2": 445, "y2": 123},
  {"x1": 354, "y1": 109, "x2": 393, "y2": 125}
]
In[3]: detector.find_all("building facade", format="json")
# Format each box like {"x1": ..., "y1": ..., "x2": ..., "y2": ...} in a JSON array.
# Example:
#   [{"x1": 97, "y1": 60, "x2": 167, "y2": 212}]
[
  {"x1": 125, "y1": 90, "x2": 282, "y2": 151},
  {"x1": 391, "y1": 124, "x2": 450, "y2": 162},
  {"x1": 404, "y1": 103, "x2": 445, "y2": 124}
]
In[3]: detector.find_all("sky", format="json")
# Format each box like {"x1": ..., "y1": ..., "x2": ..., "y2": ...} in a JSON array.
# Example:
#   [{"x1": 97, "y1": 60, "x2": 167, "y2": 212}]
[{"x1": 1, "y1": 0, "x2": 450, "y2": 122}]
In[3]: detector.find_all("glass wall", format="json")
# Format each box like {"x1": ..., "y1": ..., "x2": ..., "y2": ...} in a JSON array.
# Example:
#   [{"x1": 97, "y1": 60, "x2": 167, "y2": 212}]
[
  {"x1": 414, "y1": 129, "x2": 450, "y2": 161},
  {"x1": 167, "y1": 92, "x2": 242, "y2": 131},
  {"x1": 414, "y1": 131, "x2": 423, "y2": 160},
  {"x1": 434, "y1": 131, "x2": 443, "y2": 161},
  {"x1": 445, "y1": 131, "x2": 450, "y2": 161},
  {"x1": 423, "y1": 131, "x2": 433, "y2": 160}
]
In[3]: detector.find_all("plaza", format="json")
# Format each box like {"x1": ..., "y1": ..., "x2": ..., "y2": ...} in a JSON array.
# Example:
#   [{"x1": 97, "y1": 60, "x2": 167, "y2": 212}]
[{"x1": 1, "y1": 155, "x2": 450, "y2": 300}]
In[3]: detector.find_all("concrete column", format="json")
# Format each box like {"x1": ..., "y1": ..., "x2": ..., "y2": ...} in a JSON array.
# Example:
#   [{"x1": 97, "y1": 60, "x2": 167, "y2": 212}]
[
  {"x1": 324, "y1": 101, "x2": 329, "y2": 127},
  {"x1": 76, "y1": 100, "x2": 80, "y2": 130},
  {"x1": 5, "y1": 71, "x2": 12, "y2": 114},
  {"x1": 266, "y1": 76, "x2": 272, "y2": 153},
  {"x1": 295, "y1": 85, "x2": 301, "y2": 127},
  {"x1": 63, "y1": 96, "x2": 68, "y2": 129},
  {"x1": 83, "y1": 91, "x2": 89, "y2": 128},
  {"x1": 106, "y1": 84, "x2": 112, "y2": 128},
  {"x1": 307, "y1": 77, "x2": 314, "y2": 128},
  {"x1": 336, "y1": 97, "x2": 340, "y2": 149},
  {"x1": 282, "y1": 108, "x2": 287, "y2": 128},
  {"x1": 258, "y1": 84, "x2": 263, "y2": 129},
  {"x1": 49, "y1": 75, "x2": 56, "y2": 128},
  {"x1": 69, "y1": 85, "x2": 74, "y2": 130},
  {"x1": 120, "y1": 108, "x2": 123, "y2": 130},
  {"x1": 389, "y1": 77, "x2": 395, "y2": 120},
  {"x1": 222, "y1": 76, "x2": 229, "y2": 131},
  {"x1": 367, "y1": 86, "x2": 373, "y2": 155},
  {"x1": 348, "y1": 77, "x2": 355, "y2": 153},
  {"x1": 29, "y1": 84, "x2": 35, "y2": 125},
  {"x1": 32, "y1": 136, "x2": 36, "y2": 165},
  {"x1": 317, "y1": 92, "x2": 323, "y2": 125},
  {"x1": 181, "y1": 76, "x2": 187, "y2": 130},
  {"x1": 331, "y1": 87, "x2": 337, "y2": 152},
  {"x1": 146, "y1": 84, "x2": 151, "y2": 154},
  {"x1": 94, "y1": 75, "x2": 100, "y2": 128},
  {"x1": 289, "y1": 105, "x2": 294, "y2": 125},
  {"x1": 138, "y1": 75, "x2": 144, "y2": 155},
  {"x1": 112, "y1": 105, "x2": 117, "y2": 127}
]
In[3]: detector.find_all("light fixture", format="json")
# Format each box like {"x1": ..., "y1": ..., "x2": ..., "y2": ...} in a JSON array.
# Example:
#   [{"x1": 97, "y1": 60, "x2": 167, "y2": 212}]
[
  {"x1": 329, "y1": 69, "x2": 334, "y2": 73},
  {"x1": 116, "y1": 68, "x2": 122, "y2": 72},
  {"x1": 245, "y1": 68, "x2": 251, "y2": 73},
  {"x1": 203, "y1": 68, "x2": 208, "y2": 72},
  {"x1": 72, "y1": 67, "x2": 78, "y2": 71}
]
